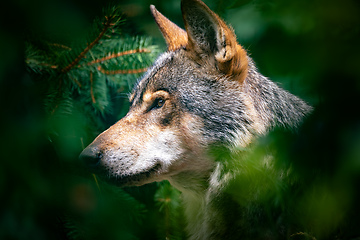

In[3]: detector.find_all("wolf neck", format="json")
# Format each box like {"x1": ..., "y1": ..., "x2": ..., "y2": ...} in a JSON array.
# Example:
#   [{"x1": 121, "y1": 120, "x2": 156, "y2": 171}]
[
  {"x1": 180, "y1": 189, "x2": 209, "y2": 239},
  {"x1": 171, "y1": 162, "x2": 236, "y2": 240},
  {"x1": 169, "y1": 59, "x2": 311, "y2": 239}
]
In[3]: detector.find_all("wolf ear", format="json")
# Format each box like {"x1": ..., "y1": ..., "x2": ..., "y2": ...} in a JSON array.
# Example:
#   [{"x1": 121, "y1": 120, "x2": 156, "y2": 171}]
[
  {"x1": 181, "y1": 0, "x2": 248, "y2": 82},
  {"x1": 150, "y1": 5, "x2": 188, "y2": 51}
]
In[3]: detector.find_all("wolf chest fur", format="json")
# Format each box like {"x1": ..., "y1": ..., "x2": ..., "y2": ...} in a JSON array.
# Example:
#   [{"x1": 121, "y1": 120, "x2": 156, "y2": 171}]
[{"x1": 80, "y1": 0, "x2": 312, "y2": 239}]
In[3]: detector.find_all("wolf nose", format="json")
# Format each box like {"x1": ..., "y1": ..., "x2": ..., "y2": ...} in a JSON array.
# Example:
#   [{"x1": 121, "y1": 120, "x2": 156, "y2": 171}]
[{"x1": 79, "y1": 146, "x2": 101, "y2": 168}]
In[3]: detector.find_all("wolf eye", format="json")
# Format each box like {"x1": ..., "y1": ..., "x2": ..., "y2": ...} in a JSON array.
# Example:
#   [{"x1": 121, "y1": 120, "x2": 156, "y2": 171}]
[
  {"x1": 156, "y1": 98, "x2": 165, "y2": 108},
  {"x1": 151, "y1": 98, "x2": 165, "y2": 110}
]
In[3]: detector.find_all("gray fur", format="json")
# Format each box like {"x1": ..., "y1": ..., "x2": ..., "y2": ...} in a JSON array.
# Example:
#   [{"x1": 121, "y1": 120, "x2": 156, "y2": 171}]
[
  {"x1": 128, "y1": 49, "x2": 311, "y2": 240},
  {"x1": 80, "y1": 0, "x2": 312, "y2": 239},
  {"x1": 133, "y1": 51, "x2": 311, "y2": 146}
]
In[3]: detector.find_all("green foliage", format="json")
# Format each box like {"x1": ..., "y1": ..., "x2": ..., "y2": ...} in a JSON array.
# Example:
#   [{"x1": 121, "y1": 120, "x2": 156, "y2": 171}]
[
  {"x1": 63, "y1": 179, "x2": 147, "y2": 240},
  {"x1": 155, "y1": 181, "x2": 185, "y2": 240},
  {"x1": 1, "y1": 0, "x2": 360, "y2": 239},
  {"x1": 25, "y1": 7, "x2": 158, "y2": 125},
  {"x1": 1, "y1": 5, "x2": 183, "y2": 240}
]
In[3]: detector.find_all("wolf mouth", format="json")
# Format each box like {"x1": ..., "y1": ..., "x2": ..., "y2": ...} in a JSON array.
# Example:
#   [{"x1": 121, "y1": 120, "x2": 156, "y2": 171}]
[{"x1": 108, "y1": 163, "x2": 162, "y2": 187}]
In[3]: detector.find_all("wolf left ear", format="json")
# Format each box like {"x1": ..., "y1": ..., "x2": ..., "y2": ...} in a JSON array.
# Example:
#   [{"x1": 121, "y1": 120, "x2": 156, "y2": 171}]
[{"x1": 181, "y1": 0, "x2": 248, "y2": 82}]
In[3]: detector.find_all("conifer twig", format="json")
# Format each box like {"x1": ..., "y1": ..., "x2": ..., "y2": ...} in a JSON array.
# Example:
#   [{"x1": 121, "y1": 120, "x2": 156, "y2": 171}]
[
  {"x1": 92, "y1": 174, "x2": 101, "y2": 193},
  {"x1": 50, "y1": 78, "x2": 63, "y2": 115},
  {"x1": 69, "y1": 75, "x2": 82, "y2": 88},
  {"x1": 61, "y1": 14, "x2": 117, "y2": 73},
  {"x1": 90, "y1": 72, "x2": 96, "y2": 103},
  {"x1": 49, "y1": 43, "x2": 72, "y2": 50},
  {"x1": 290, "y1": 232, "x2": 316, "y2": 240},
  {"x1": 25, "y1": 59, "x2": 58, "y2": 69},
  {"x1": 84, "y1": 48, "x2": 151, "y2": 66},
  {"x1": 97, "y1": 66, "x2": 148, "y2": 75}
]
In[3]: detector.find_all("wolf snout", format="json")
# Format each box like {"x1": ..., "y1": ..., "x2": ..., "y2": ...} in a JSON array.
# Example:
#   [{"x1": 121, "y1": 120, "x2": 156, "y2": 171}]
[{"x1": 79, "y1": 146, "x2": 102, "y2": 168}]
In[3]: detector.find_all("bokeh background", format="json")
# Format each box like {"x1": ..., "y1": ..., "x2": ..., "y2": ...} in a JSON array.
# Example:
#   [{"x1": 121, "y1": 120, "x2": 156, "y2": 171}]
[{"x1": 1, "y1": 0, "x2": 360, "y2": 239}]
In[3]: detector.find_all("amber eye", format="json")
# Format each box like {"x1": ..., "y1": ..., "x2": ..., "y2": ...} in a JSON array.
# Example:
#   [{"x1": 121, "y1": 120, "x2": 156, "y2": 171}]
[
  {"x1": 156, "y1": 98, "x2": 165, "y2": 108},
  {"x1": 150, "y1": 98, "x2": 165, "y2": 110}
]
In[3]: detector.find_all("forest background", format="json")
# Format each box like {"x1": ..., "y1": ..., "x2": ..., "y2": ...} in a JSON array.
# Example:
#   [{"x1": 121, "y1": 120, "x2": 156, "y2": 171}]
[{"x1": 1, "y1": 0, "x2": 360, "y2": 239}]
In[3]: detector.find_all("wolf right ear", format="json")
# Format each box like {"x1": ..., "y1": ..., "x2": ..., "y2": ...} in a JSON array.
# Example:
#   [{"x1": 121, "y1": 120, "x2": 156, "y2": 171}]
[
  {"x1": 181, "y1": 0, "x2": 248, "y2": 82},
  {"x1": 150, "y1": 5, "x2": 188, "y2": 51}
]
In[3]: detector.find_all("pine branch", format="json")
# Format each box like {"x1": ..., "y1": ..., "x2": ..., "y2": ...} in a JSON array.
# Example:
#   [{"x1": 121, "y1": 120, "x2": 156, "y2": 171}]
[
  {"x1": 23, "y1": 5, "x2": 162, "y2": 240},
  {"x1": 84, "y1": 48, "x2": 151, "y2": 67},
  {"x1": 68, "y1": 75, "x2": 82, "y2": 88},
  {"x1": 97, "y1": 66, "x2": 148, "y2": 75},
  {"x1": 61, "y1": 14, "x2": 119, "y2": 73},
  {"x1": 48, "y1": 43, "x2": 72, "y2": 51},
  {"x1": 25, "y1": 60, "x2": 58, "y2": 69},
  {"x1": 25, "y1": 6, "x2": 159, "y2": 134},
  {"x1": 89, "y1": 72, "x2": 96, "y2": 103}
]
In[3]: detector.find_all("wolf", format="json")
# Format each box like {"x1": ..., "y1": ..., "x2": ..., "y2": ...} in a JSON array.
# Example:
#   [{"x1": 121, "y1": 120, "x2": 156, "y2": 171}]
[{"x1": 80, "y1": 0, "x2": 312, "y2": 239}]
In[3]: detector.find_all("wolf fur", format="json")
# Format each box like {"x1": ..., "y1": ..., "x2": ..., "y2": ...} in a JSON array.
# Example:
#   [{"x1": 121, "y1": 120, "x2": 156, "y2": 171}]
[{"x1": 80, "y1": 0, "x2": 312, "y2": 239}]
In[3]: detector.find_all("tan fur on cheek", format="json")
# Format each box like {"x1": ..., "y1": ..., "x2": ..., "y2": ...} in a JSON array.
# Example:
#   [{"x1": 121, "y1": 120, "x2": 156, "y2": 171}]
[
  {"x1": 174, "y1": 113, "x2": 212, "y2": 170},
  {"x1": 180, "y1": 113, "x2": 206, "y2": 149}
]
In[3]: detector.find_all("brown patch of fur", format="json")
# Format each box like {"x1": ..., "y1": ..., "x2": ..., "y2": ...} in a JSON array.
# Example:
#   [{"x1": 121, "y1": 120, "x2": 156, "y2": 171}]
[
  {"x1": 218, "y1": 44, "x2": 248, "y2": 83},
  {"x1": 150, "y1": 5, "x2": 188, "y2": 51},
  {"x1": 143, "y1": 90, "x2": 170, "y2": 103}
]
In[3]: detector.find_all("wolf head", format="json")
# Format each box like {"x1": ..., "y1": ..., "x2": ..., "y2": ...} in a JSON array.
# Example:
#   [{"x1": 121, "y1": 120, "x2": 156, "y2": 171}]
[{"x1": 80, "y1": 0, "x2": 310, "y2": 189}]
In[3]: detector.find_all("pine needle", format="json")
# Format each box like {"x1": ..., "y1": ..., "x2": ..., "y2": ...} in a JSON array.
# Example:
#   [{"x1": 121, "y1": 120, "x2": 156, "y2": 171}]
[{"x1": 92, "y1": 174, "x2": 101, "y2": 193}]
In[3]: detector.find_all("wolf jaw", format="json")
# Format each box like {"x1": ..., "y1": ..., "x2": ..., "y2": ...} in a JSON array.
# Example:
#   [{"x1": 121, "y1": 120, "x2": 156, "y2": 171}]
[{"x1": 80, "y1": 0, "x2": 312, "y2": 239}]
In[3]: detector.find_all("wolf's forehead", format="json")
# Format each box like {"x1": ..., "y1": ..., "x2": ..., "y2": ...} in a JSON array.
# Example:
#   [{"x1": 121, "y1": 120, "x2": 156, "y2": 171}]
[
  {"x1": 142, "y1": 51, "x2": 174, "y2": 83},
  {"x1": 130, "y1": 52, "x2": 175, "y2": 103}
]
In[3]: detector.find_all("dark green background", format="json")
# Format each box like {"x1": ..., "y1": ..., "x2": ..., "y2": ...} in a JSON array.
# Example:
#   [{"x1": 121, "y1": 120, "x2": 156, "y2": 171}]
[{"x1": 1, "y1": 0, "x2": 360, "y2": 239}]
